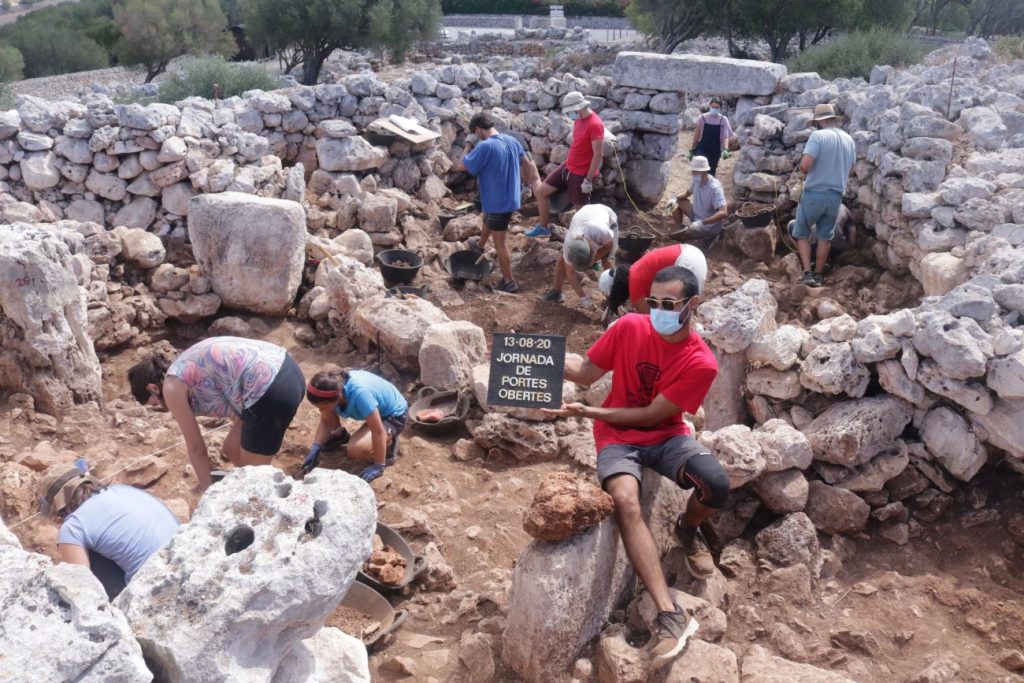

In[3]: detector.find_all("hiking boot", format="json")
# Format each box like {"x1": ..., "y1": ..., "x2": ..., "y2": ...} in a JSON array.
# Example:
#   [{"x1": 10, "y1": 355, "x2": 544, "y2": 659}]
[
  {"x1": 648, "y1": 604, "x2": 699, "y2": 664},
  {"x1": 799, "y1": 270, "x2": 817, "y2": 286},
  {"x1": 385, "y1": 433, "x2": 400, "y2": 466},
  {"x1": 813, "y1": 272, "x2": 824, "y2": 287},
  {"x1": 675, "y1": 518, "x2": 716, "y2": 580},
  {"x1": 496, "y1": 279, "x2": 520, "y2": 293},
  {"x1": 541, "y1": 289, "x2": 564, "y2": 303},
  {"x1": 322, "y1": 427, "x2": 350, "y2": 452},
  {"x1": 524, "y1": 225, "x2": 552, "y2": 238}
]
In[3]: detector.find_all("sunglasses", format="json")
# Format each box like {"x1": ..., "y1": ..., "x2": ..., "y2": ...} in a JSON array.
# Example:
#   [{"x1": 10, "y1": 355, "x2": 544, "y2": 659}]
[{"x1": 645, "y1": 296, "x2": 692, "y2": 311}]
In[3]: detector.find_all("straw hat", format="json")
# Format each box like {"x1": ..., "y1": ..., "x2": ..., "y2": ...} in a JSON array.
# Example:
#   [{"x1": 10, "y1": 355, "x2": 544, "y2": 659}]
[
  {"x1": 561, "y1": 91, "x2": 590, "y2": 113},
  {"x1": 810, "y1": 103, "x2": 838, "y2": 122},
  {"x1": 689, "y1": 155, "x2": 711, "y2": 173}
]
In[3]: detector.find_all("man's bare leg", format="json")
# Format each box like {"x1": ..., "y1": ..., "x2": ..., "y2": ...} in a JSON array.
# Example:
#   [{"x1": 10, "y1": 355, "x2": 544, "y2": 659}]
[
  {"x1": 814, "y1": 239, "x2": 832, "y2": 275},
  {"x1": 797, "y1": 238, "x2": 813, "y2": 272},
  {"x1": 535, "y1": 182, "x2": 557, "y2": 228},
  {"x1": 492, "y1": 231, "x2": 513, "y2": 283},
  {"x1": 606, "y1": 474, "x2": 675, "y2": 613}
]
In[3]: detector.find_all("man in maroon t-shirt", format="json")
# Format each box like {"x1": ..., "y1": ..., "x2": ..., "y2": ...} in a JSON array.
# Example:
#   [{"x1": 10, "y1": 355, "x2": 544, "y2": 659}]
[
  {"x1": 545, "y1": 265, "x2": 728, "y2": 664},
  {"x1": 525, "y1": 91, "x2": 605, "y2": 238}
]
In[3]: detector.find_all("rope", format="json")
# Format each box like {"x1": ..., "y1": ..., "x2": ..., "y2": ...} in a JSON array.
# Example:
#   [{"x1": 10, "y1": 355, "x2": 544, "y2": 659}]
[
  {"x1": 7, "y1": 422, "x2": 232, "y2": 531},
  {"x1": 609, "y1": 142, "x2": 662, "y2": 236}
]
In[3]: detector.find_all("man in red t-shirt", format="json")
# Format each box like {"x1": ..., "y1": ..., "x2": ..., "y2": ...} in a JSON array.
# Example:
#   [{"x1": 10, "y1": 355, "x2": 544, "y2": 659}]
[
  {"x1": 545, "y1": 265, "x2": 728, "y2": 664},
  {"x1": 525, "y1": 91, "x2": 605, "y2": 239}
]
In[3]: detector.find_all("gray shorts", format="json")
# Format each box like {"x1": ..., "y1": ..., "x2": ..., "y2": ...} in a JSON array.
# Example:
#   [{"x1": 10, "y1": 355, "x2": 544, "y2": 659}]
[{"x1": 597, "y1": 434, "x2": 710, "y2": 488}]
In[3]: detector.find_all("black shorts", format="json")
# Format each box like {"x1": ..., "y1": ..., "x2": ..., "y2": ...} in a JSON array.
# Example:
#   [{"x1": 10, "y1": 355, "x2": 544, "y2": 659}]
[
  {"x1": 598, "y1": 435, "x2": 730, "y2": 507},
  {"x1": 241, "y1": 354, "x2": 305, "y2": 455},
  {"x1": 484, "y1": 212, "x2": 513, "y2": 231}
]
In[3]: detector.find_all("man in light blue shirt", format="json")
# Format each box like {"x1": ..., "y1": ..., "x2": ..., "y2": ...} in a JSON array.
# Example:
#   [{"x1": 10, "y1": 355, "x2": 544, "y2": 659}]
[
  {"x1": 43, "y1": 470, "x2": 180, "y2": 599},
  {"x1": 794, "y1": 103, "x2": 856, "y2": 287},
  {"x1": 457, "y1": 111, "x2": 539, "y2": 294}
]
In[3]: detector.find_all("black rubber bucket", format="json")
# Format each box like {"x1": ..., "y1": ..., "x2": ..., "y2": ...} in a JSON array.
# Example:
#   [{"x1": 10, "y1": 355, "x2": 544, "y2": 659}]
[{"x1": 375, "y1": 249, "x2": 423, "y2": 285}]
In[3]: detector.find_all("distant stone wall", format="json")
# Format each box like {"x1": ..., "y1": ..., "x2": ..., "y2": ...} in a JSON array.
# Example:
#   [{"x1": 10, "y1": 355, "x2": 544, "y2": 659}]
[{"x1": 443, "y1": 14, "x2": 632, "y2": 29}]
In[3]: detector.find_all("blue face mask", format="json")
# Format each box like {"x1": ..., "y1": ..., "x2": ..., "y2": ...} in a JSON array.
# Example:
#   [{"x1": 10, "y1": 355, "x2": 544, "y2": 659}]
[
  {"x1": 650, "y1": 302, "x2": 693, "y2": 336},
  {"x1": 709, "y1": 107, "x2": 721, "y2": 116},
  {"x1": 567, "y1": 111, "x2": 579, "y2": 121}
]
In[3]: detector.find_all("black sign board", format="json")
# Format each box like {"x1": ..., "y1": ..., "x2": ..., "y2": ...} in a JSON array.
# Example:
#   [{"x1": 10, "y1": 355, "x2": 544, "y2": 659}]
[{"x1": 486, "y1": 333, "x2": 566, "y2": 409}]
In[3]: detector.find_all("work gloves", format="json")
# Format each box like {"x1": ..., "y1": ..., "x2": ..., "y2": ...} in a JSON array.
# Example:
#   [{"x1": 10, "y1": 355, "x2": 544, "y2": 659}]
[
  {"x1": 581, "y1": 178, "x2": 594, "y2": 194},
  {"x1": 360, "y1": 464, "x2": 386, "y2": 483},
  {"x1": 301, "y1": 444, "x2": 322, "y2": 476},
  {"x1": 721, "y1": 149, "x2": 730, "y2": 160},
  {"x1": 690, "y1": 220, "x2": 704, "y2": 231}
]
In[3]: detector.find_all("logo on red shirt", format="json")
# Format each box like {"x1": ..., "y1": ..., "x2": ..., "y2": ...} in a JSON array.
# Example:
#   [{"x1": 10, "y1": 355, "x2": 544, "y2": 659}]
[{"x1": 630, "y1": 362, "x2": 662, "y2": 405}]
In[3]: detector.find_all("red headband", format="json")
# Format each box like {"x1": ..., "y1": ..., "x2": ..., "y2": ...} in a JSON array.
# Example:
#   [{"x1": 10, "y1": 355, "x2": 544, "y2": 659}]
[{"x1": 306, "y1": 383, "x2": 340, "y2": 399}]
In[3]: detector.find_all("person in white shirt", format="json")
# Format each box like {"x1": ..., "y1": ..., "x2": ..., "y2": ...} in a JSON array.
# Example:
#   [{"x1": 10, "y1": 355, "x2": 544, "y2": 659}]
[{"x1": 541, "y1": 204, "x2": 618, "y2": 307}]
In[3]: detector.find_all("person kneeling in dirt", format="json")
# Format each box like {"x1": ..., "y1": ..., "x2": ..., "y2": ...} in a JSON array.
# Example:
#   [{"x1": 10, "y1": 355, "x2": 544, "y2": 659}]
[
  {"x1": 545, "y1": 265, "x2": 728, "y2": 664},
  {"x1": 786, "y1": 203, "x2": 856, "y2": 270},
  {"x1": 129, "y1": 337, "x2": 305, "y2": 492},
  {"x1": 303, "y1": 367, "x2": 408, "y2": 483},
  {"x1": 600, "y1": 243, "x2": 707, "y2": 321},
  {"x1": 671, "y1": 156, "x2": 729, "y2": 242},
  {"x1": 542, "y1": 203, "x2": 618, "y2": 307},
  {"x1": 41, "y1": 468, "x2": 180, "y2": 600}
]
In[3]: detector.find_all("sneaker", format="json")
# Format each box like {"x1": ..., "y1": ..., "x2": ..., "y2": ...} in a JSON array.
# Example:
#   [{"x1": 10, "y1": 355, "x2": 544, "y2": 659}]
[
  {"x1": 799, "y1": 270, "x2": 817, "y2": 286},
  {"x1": 813, "y1": 272, "x2": 824, "y2": 287},
  {"x1": 322, "y1": 427, "x2": 350, "y2": 452},
  {"x1": 385, "y1": 433, "x2": 400, "y2": 465},
  {"x1": 524, "y1": 225, "x2": 552, "y2": 238},
  {"x1": 541, "y1": 289, "x2": 564, "y2": 303},
  {"x1": 648, "y1": 604, "x2": 699, "y2": 663},
  {"x1": 496, "y1": 279, "x2": 520, "y2": 293},
  {"x1": 675, "y1": 518, "x2": 716, "y2": 580}
]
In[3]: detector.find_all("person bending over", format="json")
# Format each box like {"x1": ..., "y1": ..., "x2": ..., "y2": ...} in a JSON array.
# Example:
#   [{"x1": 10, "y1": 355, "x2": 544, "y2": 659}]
[
  {"x1": 41, "y1": 468, "x2": 179, "y2": 599},
  {"x1": 129, "y1": 336, "x2": 305, "y2": 492},
  {"x1": 545, "y1": 266, "x2": 728, "y2": 664},
  {"x1": 303, "y1": 367, "x2": 408, "y2": 483},
  {"x1": 542, "y1": 203, "x2": 618, "y2": 307},
  {"x1": 671, "y1": 156, "x2": 729, "y2": 242},
  {"x1": 600, "y1": 243, "x2": 707, "y2": 320}
]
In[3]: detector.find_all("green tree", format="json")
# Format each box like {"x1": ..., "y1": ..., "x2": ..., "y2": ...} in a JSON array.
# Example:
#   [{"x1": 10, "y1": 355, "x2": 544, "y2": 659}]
[
  {"x1": 113, "y1": 0, "x2": 235, "y2": 82},
  {"x1": 242, "y1": 0, "x2": 441, "y2": 85},
  {"x1": 0, "y1": 44, "x2": 23, "y2": 81},
  {"x1": 625, "y1": 0, "x2": 714, "y2": 54},
  {"x1": 965, "y1": 0, "x2": 1024, "y2": 36},
  {"x1": 727, "y1": 0, "x2": 858, "y2": 62}
]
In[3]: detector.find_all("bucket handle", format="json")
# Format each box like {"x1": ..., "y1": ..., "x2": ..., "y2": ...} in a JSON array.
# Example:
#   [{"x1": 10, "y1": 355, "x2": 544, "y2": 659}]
[
  {"x1": 368, "y1": 609, "x2": 409, "y2": 651},
  {"x1": 417, "y1": 386, "x2": 439, "y2": 399},
  {"x1": 409, "y1": 554, "x2": 429, "y2": 581}
]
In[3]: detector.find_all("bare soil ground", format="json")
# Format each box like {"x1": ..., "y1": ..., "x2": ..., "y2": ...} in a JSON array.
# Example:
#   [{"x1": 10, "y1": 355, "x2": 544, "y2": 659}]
[{"x1": 4, "y1": 130, "x2": 1019, "y2": 682}]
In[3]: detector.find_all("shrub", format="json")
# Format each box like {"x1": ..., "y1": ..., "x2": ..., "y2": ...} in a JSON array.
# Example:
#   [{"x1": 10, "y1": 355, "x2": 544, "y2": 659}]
[
  {"x1": 0, "y1": 0, "x2": 115, "y2": 78},
  {"x1": 785, "y1": 28, "x2": 931, "y2": 80},
  {"x1": 0, "y1": 44, "x2": 23, "y2": 82},
  {"x1": 994, "y1": 35, "x2": 1024, "y2": 60},
  {"x1": 158, "y1": 55, "x2": 279, "y2": 102}
]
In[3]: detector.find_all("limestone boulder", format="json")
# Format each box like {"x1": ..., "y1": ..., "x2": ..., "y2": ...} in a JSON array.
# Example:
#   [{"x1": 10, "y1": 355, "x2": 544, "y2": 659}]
[
  {"x1": 471, "y1": 413, "x2": 561, "y2": 461},
  {"x1": 418, "y1": 320, "x2": 487, "y2": 390},
  {"x1": 595, "y1": 625, "x2": 649, "y2": 683},
  {"x1": 832, "y1": 442, "x2": 909, "y2": 492},
  {"x1": 802, "y1": 396, "x2": 913, "y2": 467},
  {"x1": 116, "y1": 467, "x2": 376, "y2": 683},
  {"x1": 699, "y1": 424, "x2": 766, "y2": 488},
  {"x1": 188, "y1": 192, "x2": 307, "y2": 316},
  {"x1": 316, "y1": 136, "x2": 387, "y2": 172},
  {"x1": 804, "y1": 481, "x2": 869, "y2": 534},
  {"x1": 911, "y1": 310, "x2": 991, "y2": 380},
  {"x1": 970, "y1": 398, "x2": 1024, "y2": 462},
  {"x1": 157, "y1": 293, "x2": 222, "y2": 323},
  {"x1": 702, "y1": 348, "x2": 748, "y2": 430},
  {"x1": 0, "y1": 545, "x2": 151, "y2": 682},
  {"x1": 324, "y1": 255, "x2": 386, "y2": 323},
  {"x1": 116, "y1": 227, "x2": 165, "y2": 269},
  {"x1": 754, "y1": 419, "x2": 813, "y2": 472},
  {"x1": 523, "y1": 472, "x2": 614, "y2": 542},
  {"x1": 741, "y1": 645, "x2": 856, "y2": 683},
  {"x1": 624, "y1": 159, "x2": 669, "y2": 204},
  {"x1": 752, "y1": 470, "x2": 808, "y2": 514},
  {"x1": 799, "y1": 342, "x2": 870, "y2": 398},
  {"x1": 698, "y1": 279, "x2": 777, "y2": 354},
  {"x1": 0, "y1": 225, "x2": 102, "y2": 415},
  {"x1": 754, "y1": 512, "x2": 820, "y2": 570},
  {"x1": 921, "y1": 406, "x2": 987, "y2": 481},
  {"x1": 746, "y1": 325, "x2": 805, "y2": 371},
  {"x1": 664, "y1": 639, "x2": 739, "y2": 683},
  {"x1": 987, "y1": 349, "x2": 1024, "y2": 399},
  {"x1": 112, "y1": 197, "x2": 158, "y2": 231},
  {"x1": 745, "y1": 367, "x2": 802, "y2": 400},
  {"x1": 271, "y1": 627, "x2": 370, "y2": 683},
  {"x1": 352, "y1": 295, "x2": 450, "y2": 372},
  {"x1": 20, "y1": 151, "x2": 61, "y2": 190},
  {"x1": 613, "y1": 52, "x2": 786, "y2": 96}
]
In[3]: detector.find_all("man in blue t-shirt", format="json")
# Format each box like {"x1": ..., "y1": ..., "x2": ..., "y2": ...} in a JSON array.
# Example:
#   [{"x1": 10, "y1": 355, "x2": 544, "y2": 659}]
[
  {"x1": 458, "y1": 111, "x2": 539, "y2": 294},
  {"x1": 795, "y1": 103, "x2": 856, "y2": 287},
  {"x1": 42, "y1": 469, "x2": 180, "y2": 600}
]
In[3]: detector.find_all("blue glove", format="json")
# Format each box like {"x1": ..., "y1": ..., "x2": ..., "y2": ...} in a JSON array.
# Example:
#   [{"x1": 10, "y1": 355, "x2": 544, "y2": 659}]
[
  {"x1": 359, "y1": 464, "x2": 386, "y2": 483},
  {"x1": 301, "y1": 444, "x2": 321, "y2": 475}
]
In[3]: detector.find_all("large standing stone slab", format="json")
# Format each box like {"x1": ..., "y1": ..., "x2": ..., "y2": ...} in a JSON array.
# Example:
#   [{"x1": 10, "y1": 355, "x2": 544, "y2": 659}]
[
  {"x1": 0, "y1": 225, "x2": 102, "y2": 415},
  {"x1": 115, "y1": 467, "x2": 376, "y2": 683},
  {"x1": 0, "y1": 545, "x2": 152, "y2": 682},
  {"x1": 188, "y1": 192, "x2": 306, "y2": 316},
  {"x1": 613, "y1": 52, "x2": 787, "y2": 96},
  {"x1": 418, "y1": 320, "x2": 487, "y2": 390}
]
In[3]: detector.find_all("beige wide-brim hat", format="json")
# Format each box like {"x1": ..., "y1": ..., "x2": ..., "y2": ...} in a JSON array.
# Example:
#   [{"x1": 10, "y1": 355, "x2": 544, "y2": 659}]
[
  {"x1": 561, "y1": 91, "x2": 590, "y2": 113},
  {"x1": 810, "y1": 103, "x2": 838, "y2": 122},
  {"x1": 690, "y1": 155, "x2": 711, "y2": 172},
  {"x1": 39, "y1": 468, "x2": 98, "y2": 517}
]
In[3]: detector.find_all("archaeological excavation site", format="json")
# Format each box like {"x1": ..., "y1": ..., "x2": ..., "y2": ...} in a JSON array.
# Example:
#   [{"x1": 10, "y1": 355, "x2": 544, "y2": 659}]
[{"x1": 1, "y1": 10, "x2": 1024, "y2": 683}]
